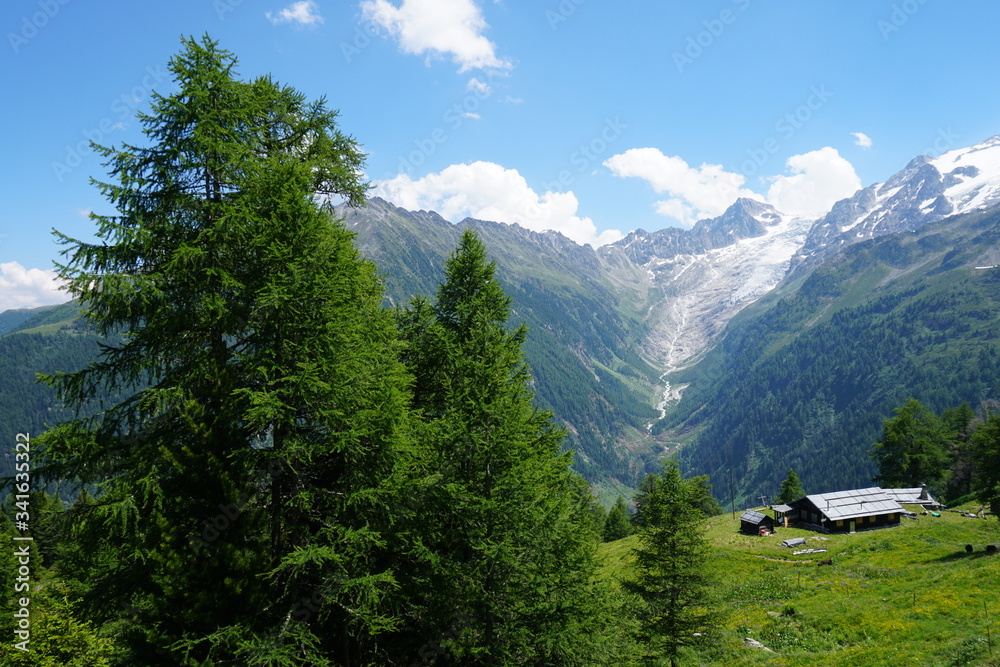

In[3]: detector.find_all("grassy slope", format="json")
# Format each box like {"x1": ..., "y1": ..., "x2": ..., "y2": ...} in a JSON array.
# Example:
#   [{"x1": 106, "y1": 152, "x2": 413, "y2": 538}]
[{"x1": 599, "y1": 508, "x2": 1000, "y2": 666}]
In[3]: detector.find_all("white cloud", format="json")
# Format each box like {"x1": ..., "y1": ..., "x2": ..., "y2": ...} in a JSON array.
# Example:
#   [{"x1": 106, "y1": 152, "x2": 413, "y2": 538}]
[
  {"x1": 603, "y1": 148, "x2": 758, "y2": 227},
  {"x1": 852, "y1": 131, "x2": 873, "y2": 149},
  {"x1": 361, "y1": 0, "x2": 511, "y2": 72},
  {"x1": 373, "y1": 161, "x2": 623, "y2": 247},
  {"x1": 467, "y1": 77, "x2": 491, "y2": 95},
  {"x1": 765, "y1": 147, "x2": 862, "y2": 218},
  {"x1": 0, "y1": 262, "x2": 69, "y2": 311},
  {"x1": 267, "y1": 1, "x2": 324, "y2": 26},
  {"x1": 605, "y1": 145, "x2": 862, "y2": 224}
]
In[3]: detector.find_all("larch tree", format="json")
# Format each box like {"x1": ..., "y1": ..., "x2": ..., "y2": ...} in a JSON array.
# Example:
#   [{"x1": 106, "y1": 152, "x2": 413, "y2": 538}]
[
  {"x1": 37, "y1": 35, "x2": 409, "y2": 666},
  {"x1": 971, "y1": 411, "x2": 1000, "y2": 516},
  {"x1": 872, "y1": 398, "x2": 950, "y2": 490},
  {"x1": 627, "y1": 459, "x2": 715, "y2": 667},
  {"x1": 390, "y1": 229, "x2": 629, "y2": 665}
]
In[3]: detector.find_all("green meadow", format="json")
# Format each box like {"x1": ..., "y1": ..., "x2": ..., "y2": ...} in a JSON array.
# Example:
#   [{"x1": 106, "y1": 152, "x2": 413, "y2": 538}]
[{"x1": 599, "y1": 506, "x2": 1000, "y2": 666}]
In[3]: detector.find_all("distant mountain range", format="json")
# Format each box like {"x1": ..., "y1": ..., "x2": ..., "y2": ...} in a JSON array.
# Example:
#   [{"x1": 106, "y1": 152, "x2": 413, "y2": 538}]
[
  {"x1": 5, "y1": 137, "x2": 1000, "y2": 503},
  {"x1": 342, "y1": 135, "x2": 1000, "y2": 499}
]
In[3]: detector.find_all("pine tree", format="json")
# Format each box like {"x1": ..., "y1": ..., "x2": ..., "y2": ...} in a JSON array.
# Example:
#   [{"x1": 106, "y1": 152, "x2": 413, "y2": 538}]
[
  {"x1": 777, "y1": 468, "x2": 805, "y2": 504},
  {"x1": 603, "y1": 495, "x2": 632, "y2": 541},
  {"x1": 37, "y1": 35, "x2": 408, "y2": 665},
  {"x1": 390, "y1": 229, "x2": 629, "y2": 664},
  {"x1": 627, "y1": 459, "x2": 715, "y2": 667}
]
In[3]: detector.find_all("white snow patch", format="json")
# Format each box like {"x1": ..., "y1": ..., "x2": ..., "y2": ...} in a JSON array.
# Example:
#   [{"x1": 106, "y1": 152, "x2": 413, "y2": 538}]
[{"x1": 931, "y1": 137, "x2": 1000, "y2": 215}]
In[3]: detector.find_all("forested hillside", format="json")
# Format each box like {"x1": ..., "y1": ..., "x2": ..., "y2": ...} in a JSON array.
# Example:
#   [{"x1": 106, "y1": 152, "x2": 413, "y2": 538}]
[
  {"x1": 667, "y1": 207, "x2": 1000, "y2": 504},
  {"x1": 344, "y1": 197, "x2": 661, "y2": 485},
  {"x1": 0, "y1": 303, "x2": 107, "y2": 479}
]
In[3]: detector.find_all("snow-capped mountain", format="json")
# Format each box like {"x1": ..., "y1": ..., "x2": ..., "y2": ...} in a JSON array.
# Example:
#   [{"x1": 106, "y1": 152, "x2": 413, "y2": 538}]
[
  {"x1": 342, "y1": 135, "x2": 1000, "y2": 473},
  {"x1": 793, "y1": 135, "x2": 1000, "y2": 271},
  {"x1": 598, "y1": 198, "x2": 814, "y2": 420}
]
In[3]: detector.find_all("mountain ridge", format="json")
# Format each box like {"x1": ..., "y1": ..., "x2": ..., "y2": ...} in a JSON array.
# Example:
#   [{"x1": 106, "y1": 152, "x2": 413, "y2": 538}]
[{"x1": 5, "y1": 136, "x2": 1000, "y2": 497}]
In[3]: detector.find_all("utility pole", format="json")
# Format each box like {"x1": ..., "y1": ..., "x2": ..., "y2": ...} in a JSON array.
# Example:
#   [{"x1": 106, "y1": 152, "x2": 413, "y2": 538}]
[{"x1": 728, "y1": 439, "x2": 736, "y2": 519}]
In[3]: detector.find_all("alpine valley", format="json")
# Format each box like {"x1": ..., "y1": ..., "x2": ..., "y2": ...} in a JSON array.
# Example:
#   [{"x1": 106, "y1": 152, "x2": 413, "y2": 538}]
[{"x1": 6, "y1": 137, "x2": 1000, "y2": 505}]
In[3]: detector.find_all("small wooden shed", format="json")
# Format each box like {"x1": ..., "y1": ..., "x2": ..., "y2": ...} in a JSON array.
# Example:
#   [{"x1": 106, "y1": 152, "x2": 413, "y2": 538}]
[
  {"x1": 771, "y1": 503, "x2": 794, "y2": 528},
  {"x1": 739, "y1": 509, "x2": 775, "y2": 535}
]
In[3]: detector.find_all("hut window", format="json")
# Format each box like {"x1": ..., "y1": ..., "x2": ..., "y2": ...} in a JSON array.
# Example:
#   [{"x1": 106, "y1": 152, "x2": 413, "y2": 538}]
[{"x1": 836, "y1": 520, "x2": 843, "y2": 527}]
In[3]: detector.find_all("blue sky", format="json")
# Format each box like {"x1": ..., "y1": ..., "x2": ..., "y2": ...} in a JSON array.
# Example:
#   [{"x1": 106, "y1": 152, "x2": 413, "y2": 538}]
[{"x1": 4, "y1": 0, "x2": 1000, "y2": 309}]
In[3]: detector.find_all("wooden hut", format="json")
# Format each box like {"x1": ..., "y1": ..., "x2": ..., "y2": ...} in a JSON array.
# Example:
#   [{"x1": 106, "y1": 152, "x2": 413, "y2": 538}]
[
  {"x1": 739, "y1": 509, "x2": 775, "y2": 535},
  {"x1": 771, "y1": 503, "x2": 793, "y2": 528},
  {"x1": 788, "y1": 487, "x2": 903, "y2": 533}
]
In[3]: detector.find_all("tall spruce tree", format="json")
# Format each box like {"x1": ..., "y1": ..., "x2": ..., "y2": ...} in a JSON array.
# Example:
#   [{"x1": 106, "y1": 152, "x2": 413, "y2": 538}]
[
  {"x1": 391, "y1": 229, "x2": 629, "y2": 664},
  {"x1": 628, "y1": 459, "x2": 715, "y2": 667},
  {"x1": 37, "y1": 35, "x2": 408, "y2": 665},
  {"x1": 777, "y1": 468, "x2": 805, "y2": 504}
]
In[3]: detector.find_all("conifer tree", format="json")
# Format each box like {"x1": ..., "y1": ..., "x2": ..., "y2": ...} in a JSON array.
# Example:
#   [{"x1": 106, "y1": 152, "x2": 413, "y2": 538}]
[
  {"x1": 872, "y1": 398, "x2": 950, "y2": 490},
  {"x1": 777, "y1": 468, "x2": 805, "y2": 504},
  {"x1": 689, "y1": 474, "x2": 724, "y2": 517},
  {"x1": 604, "y1": 495, "x2": 632, "y2": 541},
  {"x1": 627, "y1": 459, "x2": 714, "y2": 667},
  {"x1": 391, "y1": 229, "x2": 629, "y2": 664},
  {"x1": 37, "y1": 35, "x2": 408, "y2": 665},
  {"x1": 942, "y1": 402, "x2": 977, "y2": 501},
  {"x1": 971, "y1": 411, "x2": 1000, "y2": 516}
]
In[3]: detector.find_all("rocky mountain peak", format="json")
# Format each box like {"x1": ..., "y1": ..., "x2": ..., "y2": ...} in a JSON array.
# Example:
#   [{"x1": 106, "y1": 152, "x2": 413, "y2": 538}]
[{"x1": 792, "y1": 135, "x2": 1000, "y2": 273}]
